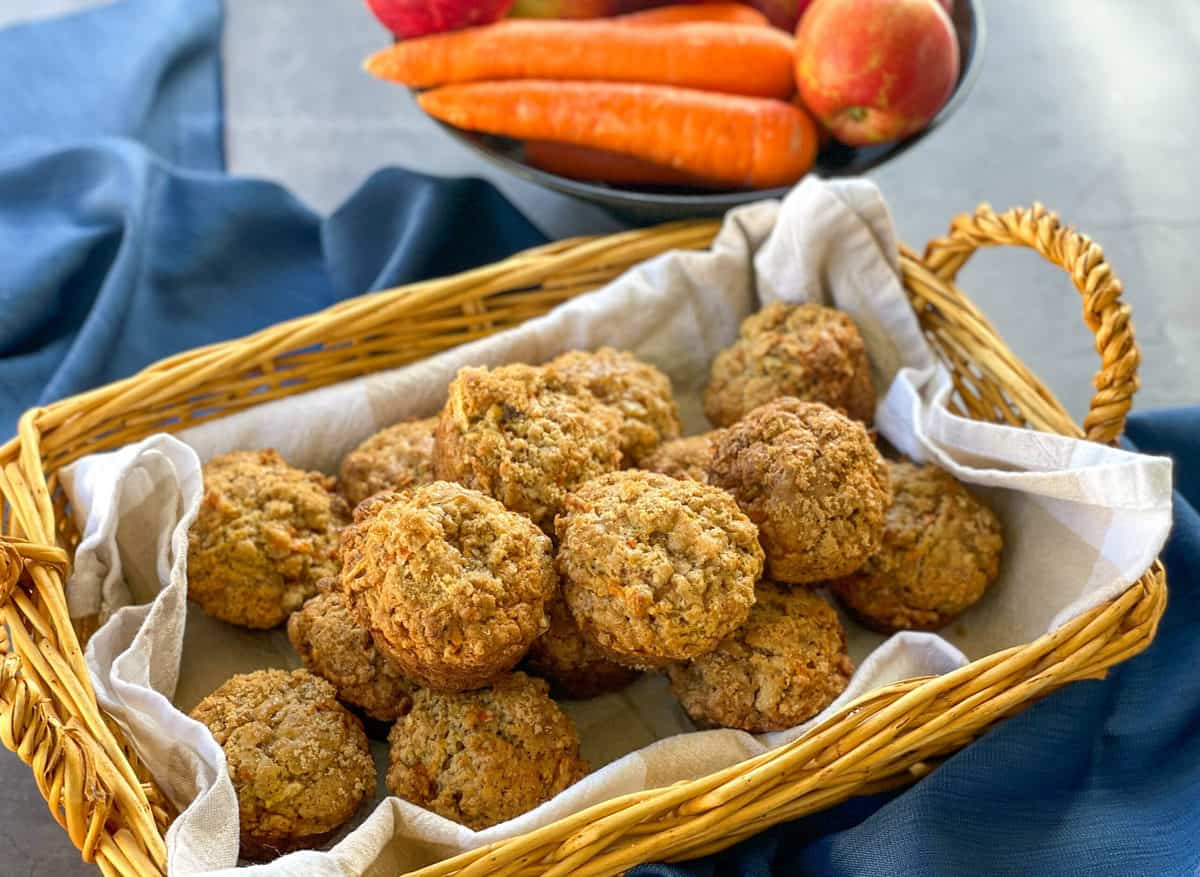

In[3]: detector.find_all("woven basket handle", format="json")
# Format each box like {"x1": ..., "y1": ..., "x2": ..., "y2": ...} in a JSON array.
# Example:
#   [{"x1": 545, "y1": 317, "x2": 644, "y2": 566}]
[{"x1": 921, "y1": 203, "x2": 1139, "y2": 444}]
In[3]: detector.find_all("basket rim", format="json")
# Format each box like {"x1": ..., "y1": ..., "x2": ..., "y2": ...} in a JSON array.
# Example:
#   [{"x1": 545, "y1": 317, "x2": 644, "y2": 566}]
[{"x1": 0, "y1": 201, "x2": 1165, "y2": 877}]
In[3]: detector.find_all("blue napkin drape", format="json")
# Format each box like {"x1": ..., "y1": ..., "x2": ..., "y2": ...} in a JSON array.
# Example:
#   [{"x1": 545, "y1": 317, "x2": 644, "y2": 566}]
[{"x1": 2, "y1": 1, "x2": 1197, "y2": 875}]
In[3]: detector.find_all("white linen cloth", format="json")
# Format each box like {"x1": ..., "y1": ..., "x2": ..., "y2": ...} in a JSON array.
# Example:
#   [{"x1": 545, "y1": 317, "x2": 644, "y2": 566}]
[{"x1": 58, "y1": 178, "x2": 1173, "y2": 875}]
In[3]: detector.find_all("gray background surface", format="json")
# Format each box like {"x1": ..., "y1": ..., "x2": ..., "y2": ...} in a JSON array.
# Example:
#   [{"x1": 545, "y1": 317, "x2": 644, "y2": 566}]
[{"x1": 2, "y1": 0, "x2": 1198, "y2": 873}]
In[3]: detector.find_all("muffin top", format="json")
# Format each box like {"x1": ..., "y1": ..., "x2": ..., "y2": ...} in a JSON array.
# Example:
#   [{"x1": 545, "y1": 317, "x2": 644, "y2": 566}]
[
  {"x1": 340, "y1": 482, "x2": 557, "y2": 691},
  {"x1": 667, "y1": 583, "x2": 853, "y2": 733},
  {"x1": 556, "y1": 470, "x2": 762, "y2": 666},
  {"x1": 187, "y1": 449, "x2": 347, "y2": 629},
  {"x1": 338, "y1": 417, "x2": 437, "y2": 509},
  {"x1": 704, "y1": 302, "x2": 875, "y2": 427},
  {"x1": 709, "y1": 398, "x2": 890, "y2": 584},
  {"x1": 190, "y1": 669, "x2": 375, "y2": 861},
  {"x1": 434, "y1": 363, "x2": 623, "y2": 532},
  {"x1": 287, "y1": 588, "x2": 418, "y2": 722},
  {"x1": 386, "y1": 672, "x2": 588, "y2": 830},
  {"x1": 831, "y1": 461, "x2": 1004, "y2": 632},
  {"x1": 639, "y1": 430, "x2": 726, "y2": 485},
  {"x1": 547, "y1": 347, "x2": 681, "y2": 465}
]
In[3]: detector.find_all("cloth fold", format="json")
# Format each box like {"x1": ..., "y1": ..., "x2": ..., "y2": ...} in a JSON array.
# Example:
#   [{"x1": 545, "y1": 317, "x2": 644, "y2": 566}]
[{"x1": 59, "y1": 179, "x2": 1173, "y2": 875}]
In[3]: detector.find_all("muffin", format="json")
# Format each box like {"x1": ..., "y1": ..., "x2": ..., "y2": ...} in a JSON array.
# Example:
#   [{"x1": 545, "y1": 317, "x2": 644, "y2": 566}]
[
  {"x1": 340, "y1": 482, "x2": 557, "y2": 692},
  {"x1": 709, "y1": 399, "x2": 890, "y2": 584},
  {"x1": 547, "y1": 347, "x2": 682, "y2": 465},
  {"x1": 704, "y1": 302, "x2": 875, "y2": 427},
  {"x1": 555, "y1": 470, "x2": 763, "y2": 667},
  {"x1": 831, "y1": 461, "x2": 1004, "y2": 632},
  {"x1": 667, "y1": 584, "x2": 853, "y2": 732},
  {"x1": 287, "y1": 588, "x2": 418, "y2": 722},
  {"x1": 386, "y1": 673, "x2": 588, "y2": 830},
  {"x1": 190, "y1": 669, "x2": 375, "y2": 860},
  {"x1": 434, "y1": 363, "x2": 623, "y2": 532},
  {"x1": 639, "y1": 430, "x2": 726, "y2": 484},
  {"x1": 338, "y1": 417, "x2": 437, "y2": 508},
  {"x1": 523, "y1": 595, "x2": 640, "y2": 699},
  {"x1": 187, "y1": 449, "x2": 346, "y2": 629}
]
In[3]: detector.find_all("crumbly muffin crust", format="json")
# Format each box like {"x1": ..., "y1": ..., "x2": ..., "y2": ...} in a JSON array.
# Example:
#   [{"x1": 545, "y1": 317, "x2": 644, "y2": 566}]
[
  {"x1": 704, "y1": 302, "x2": 875, "y2": 427},
  {"x1": 709, "y1": 399, "x2": 890, "y2": 584},
  {"x1": 547, "y1": 347, "x2": 681, "y2": 465},
  {"x1": 386, "y1": 672, "x2": 588, "y2": 830},
  {"x1": 639, "y1": 431, "x2": 726, "y2": 484},
  {"x1": 555, "y1": 470, "x2": 763, "y2": 667},
  {"x1": 338, "y1": 417, "x2": 437, "y2": 508},
  {"x1": 190, "y1": 669, "x2": 375, "y2": 860},
  {"x1": 831, "y1": 461, "x2": 1004, "y2": 632},
  {"x1": 287, "y1": 588, "x2": 418, "y2": 721},
  {"x1": 187, "y1": 449, "x2": 347, "y2": 629},
  {"x1": 340, "y1": 482, "x2": 556, "y2": 692},
  {"x1": 434, "y1": 363, "x2": 623, "y2": 532},
  {"x1": 523, "y1": 594, "x2": 640, "y2": 699},
  {"x1": 667, "y1": 584, "x2": 853, "y2": 732}
]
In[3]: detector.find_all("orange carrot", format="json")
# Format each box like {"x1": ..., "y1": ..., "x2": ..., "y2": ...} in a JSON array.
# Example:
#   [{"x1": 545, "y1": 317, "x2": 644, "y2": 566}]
[
  {"x1": 419, "y1": 81, "x2": 819, "y2": 189},
  {"x1": 524, "y1": 140, "x2": 721, "y2": 187},
  {"x1": 365, "y1": 20, "x2": 794, "y2": 98},
  {"x1": 615, "y1": 3, "x2": 771, "y2": 27}
]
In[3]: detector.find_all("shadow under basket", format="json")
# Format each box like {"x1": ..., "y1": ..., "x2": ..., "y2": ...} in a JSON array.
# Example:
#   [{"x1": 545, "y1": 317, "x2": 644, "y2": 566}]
[{"x1": 0, "y1": 202, "x2": 1166, "y2": 876}]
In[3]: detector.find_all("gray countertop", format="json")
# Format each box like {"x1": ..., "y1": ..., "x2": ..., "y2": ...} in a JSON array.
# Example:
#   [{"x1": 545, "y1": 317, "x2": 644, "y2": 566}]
[{"x1": 3, "y1": 0, "x2": 1198, "y2": 873}]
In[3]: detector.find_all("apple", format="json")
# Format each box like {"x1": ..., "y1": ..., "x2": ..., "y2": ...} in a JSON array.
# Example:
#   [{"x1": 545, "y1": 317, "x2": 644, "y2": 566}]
[
  {"x1": 794, "y1": 0, "x2": 952, "y2": 26},
  {"x1": 795, "y1": 0, "x2": 959, "y2": 145},
  {"x1": 366, "y1": 0, "x2": 515, "y2": 38}
]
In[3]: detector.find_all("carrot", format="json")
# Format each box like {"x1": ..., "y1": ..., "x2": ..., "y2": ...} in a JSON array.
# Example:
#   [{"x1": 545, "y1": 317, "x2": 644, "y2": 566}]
[
  {"x1": 364, "y1": 20, "x2": 794, "y2": 98},
  {"x1": 419, "y1": 81, "x2": 819, "y2": 189},
  {"x1": 615, "y1": 3, "x2": 771, "y2": 27},
  {"x1": 524, "y1": 140, "x2": 722, "y2": 187}
]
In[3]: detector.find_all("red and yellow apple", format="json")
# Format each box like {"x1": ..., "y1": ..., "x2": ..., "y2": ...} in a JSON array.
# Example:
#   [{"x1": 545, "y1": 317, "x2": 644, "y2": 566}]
[{"x1": 795, "y1": 0, "x2": 960, "y2": 145}]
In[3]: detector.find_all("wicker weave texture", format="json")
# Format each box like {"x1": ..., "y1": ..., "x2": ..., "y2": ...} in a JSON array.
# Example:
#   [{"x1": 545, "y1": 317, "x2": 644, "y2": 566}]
[{"x1": 0, "y1": 203, "x2": 1164, "y2": 876}]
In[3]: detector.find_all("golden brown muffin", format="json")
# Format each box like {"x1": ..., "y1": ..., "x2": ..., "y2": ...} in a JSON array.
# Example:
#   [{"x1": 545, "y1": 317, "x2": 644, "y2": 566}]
[
  {"x1": 338, "y1": 417, "x2": 437, "y2": 508},
  {"x1": 547, "y1": 347, "x2": 682, "y2": 465},
  {"x1": 434, "y1": 363, "x2": 623, "y2": 532},
  {"x1": 555, "y1": 470, "x2": 763, "y2": 667},
  {"x1": 187, "y1": 449, "x2": 346, "y2": 629},
  {"x1": 340, "y1": 482, "x2": 556, "y2": 692},
  {"x1": 704, "y1": 302, "x2": 875, "y2": 427},
  {"x1": 667, "y1": 584, "x2": 853, "y2": 732},
  {"x1": 386, "y1": 672, "x2": 588, "y2": 830},
  {"x1": 831, "y1": 461, "x2": 1004, "y2": 632},
  {"x1": 639, "y1": 431, "x2": 727, "y2": 484},
  {"x1": 287, "y1": 588, "x2": 418, "y2": 722},
  {"x1": 709, "y1": 399, "x2": 890, "y2": 585},
  {"x1": 523, "y1": 595, "x2": 640, "y2": 699},
  {"x1": 190, "y1": 669, "x2": 375, "y2": 860}
]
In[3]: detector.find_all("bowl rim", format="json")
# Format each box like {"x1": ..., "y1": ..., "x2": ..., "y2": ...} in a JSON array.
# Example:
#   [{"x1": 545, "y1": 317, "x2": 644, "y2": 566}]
[{"x1": 430, "y1": 0, "x2": 987, "y2": 209}]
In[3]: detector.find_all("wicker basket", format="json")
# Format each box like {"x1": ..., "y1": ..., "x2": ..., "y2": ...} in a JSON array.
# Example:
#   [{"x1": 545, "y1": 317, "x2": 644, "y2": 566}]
[{"x1": 0, "y1": 202, "x2": 1166, "y2": 877}]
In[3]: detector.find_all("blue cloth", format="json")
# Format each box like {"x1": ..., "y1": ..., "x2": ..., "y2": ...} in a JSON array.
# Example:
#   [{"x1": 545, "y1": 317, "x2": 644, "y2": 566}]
[{"x1": 3, "y1": 2, "x2": 1198, "y2": 875}]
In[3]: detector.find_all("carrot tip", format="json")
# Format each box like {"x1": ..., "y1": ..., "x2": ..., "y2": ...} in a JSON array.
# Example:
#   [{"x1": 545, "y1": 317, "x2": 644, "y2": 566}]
[{"x1": 362, "y1": 49, "x2": 388, "y2": 78}]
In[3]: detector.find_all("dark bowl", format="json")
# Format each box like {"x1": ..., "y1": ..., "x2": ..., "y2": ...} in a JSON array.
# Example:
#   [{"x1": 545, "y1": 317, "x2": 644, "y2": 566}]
[{"x1": 431, "y1": 0, "x2": 985, "y2": 223}]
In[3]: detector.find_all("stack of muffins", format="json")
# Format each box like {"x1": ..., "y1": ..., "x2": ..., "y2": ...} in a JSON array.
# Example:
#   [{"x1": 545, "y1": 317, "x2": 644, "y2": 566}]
[{"x1": 185, "y1": 302, "x2": 1004, "y2": 859}]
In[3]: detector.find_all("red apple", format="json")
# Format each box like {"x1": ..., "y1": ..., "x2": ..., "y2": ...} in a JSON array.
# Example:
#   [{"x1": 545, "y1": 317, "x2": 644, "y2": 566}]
[
  {"x1": 795, "y1": 0, "x2": 959, "y2": 145},
  {"x1": 366, "y1": 0, "x2": 515, "y2": 38}
]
